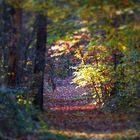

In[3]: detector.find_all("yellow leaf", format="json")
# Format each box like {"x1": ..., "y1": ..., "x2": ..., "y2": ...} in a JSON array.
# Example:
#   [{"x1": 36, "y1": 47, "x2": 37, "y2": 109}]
[
  {"x1": 118, "y1": 42, "x2": 127, "y2": 51},
  {"x1": 26, "y1": 60, "x2": 32, "y2": 65}
]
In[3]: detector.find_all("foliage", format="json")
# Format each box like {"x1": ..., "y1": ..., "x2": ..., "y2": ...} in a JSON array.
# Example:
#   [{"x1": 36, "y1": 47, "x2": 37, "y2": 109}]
[
  {"x1": 0, "y1": 89, "x2": 35, "y2": 137},
  {"x1": 69, "y1": 0, "x2": 140, "y2": 108},
  {"x1": 0, "y1": 0, "x2": 140, "y2": 139}
]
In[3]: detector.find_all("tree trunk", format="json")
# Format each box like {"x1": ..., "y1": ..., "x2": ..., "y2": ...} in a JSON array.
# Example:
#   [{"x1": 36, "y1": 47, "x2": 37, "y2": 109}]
[
  {"x1": 33, "y1": 13, "x2": 47, "y2": 110},
  {"x1": 110, "y1": 50, "x2": 123, "y2": 96},
  {"x1": 2, "y1": 1, "x2": 22, "y2": 87}
]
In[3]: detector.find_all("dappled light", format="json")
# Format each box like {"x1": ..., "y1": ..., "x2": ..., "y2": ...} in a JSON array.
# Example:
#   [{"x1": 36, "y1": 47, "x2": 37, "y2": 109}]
[
  {"x1": 50, "y1": 105, "x2": 98, "y2": 111},
  {"x1": 47, "y1": 129, "x2": 140, "y2": 139},
  {"x1": 0, "y1": 0, "x2": 140, "y2": 139}
]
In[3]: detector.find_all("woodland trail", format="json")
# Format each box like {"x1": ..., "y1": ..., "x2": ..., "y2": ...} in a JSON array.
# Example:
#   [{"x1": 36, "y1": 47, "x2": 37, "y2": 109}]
[
  {"x1": 44, "y1": 76, "x2": 97, "y2": 110},
  {"x1": 43, "y1": 76, "x2": 140, "y2": 140}
]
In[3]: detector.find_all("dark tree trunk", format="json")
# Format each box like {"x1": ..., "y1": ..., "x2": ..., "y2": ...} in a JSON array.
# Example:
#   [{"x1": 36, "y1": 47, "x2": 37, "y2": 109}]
[
  {"x1": 34, "y1": 13, "x2": 47, "y2": 110},
  {"x1": 110, "y1": 50, "x2": 124, "y2": 96},
  {"x1": 2, "y1": 1, "x2": 22, "y2": 87}
]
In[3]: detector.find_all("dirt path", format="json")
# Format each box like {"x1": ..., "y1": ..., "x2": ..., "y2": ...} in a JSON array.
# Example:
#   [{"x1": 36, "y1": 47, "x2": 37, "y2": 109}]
[
  {"x1": 44, "y1": 77, "x2": 95, "y2": 109},
  {"x1": 43, "y1": 77, "x2": 140, "y2": 140}
]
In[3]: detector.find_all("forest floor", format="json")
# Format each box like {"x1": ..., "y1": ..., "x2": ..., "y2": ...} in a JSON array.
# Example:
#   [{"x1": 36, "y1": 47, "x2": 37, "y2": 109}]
[{"x1": 40, "y1": 76, "x2": 140, "y2": 140}]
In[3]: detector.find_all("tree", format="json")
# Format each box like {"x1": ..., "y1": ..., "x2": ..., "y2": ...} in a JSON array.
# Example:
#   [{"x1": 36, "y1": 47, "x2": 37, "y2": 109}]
[
  {"x1": 1, "y1": 0, "x2": 22, "y2": 87},
  {"x1": 33, "y1": 12, "x2": 47, "y2": 110}
]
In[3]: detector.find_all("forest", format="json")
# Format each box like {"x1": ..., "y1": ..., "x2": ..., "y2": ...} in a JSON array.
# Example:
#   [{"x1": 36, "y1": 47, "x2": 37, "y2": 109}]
[{"x1": 0, "y1": 0, "x2": 140, "y2": 140}]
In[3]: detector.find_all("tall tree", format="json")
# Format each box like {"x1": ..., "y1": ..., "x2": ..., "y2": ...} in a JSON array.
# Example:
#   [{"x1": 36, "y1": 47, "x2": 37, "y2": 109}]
[
  {"x1": 33, "y1": 12, "x2": 47, "y2": 110},
  {"x1": 2, "y1": 0, "x2": 22, "y2": 87}
]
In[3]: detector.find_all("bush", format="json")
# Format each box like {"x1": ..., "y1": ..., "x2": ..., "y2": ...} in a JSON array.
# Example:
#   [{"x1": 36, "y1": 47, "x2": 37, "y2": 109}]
[{"x1": 0, "y1": 87, "x2": 38, "y2": 138}]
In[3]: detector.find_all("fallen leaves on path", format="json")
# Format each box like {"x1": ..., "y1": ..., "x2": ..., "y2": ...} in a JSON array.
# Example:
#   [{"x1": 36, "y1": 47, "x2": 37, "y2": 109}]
[
  {"x1": 42, "y1": 76, "x2": 140, "y2": 139},
  {"x1": 47, "y1": 128, "x2": 140, "y2": 139},
  {"x1": 50, "y1": 105, "x2": 98, "y2": 111}
]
